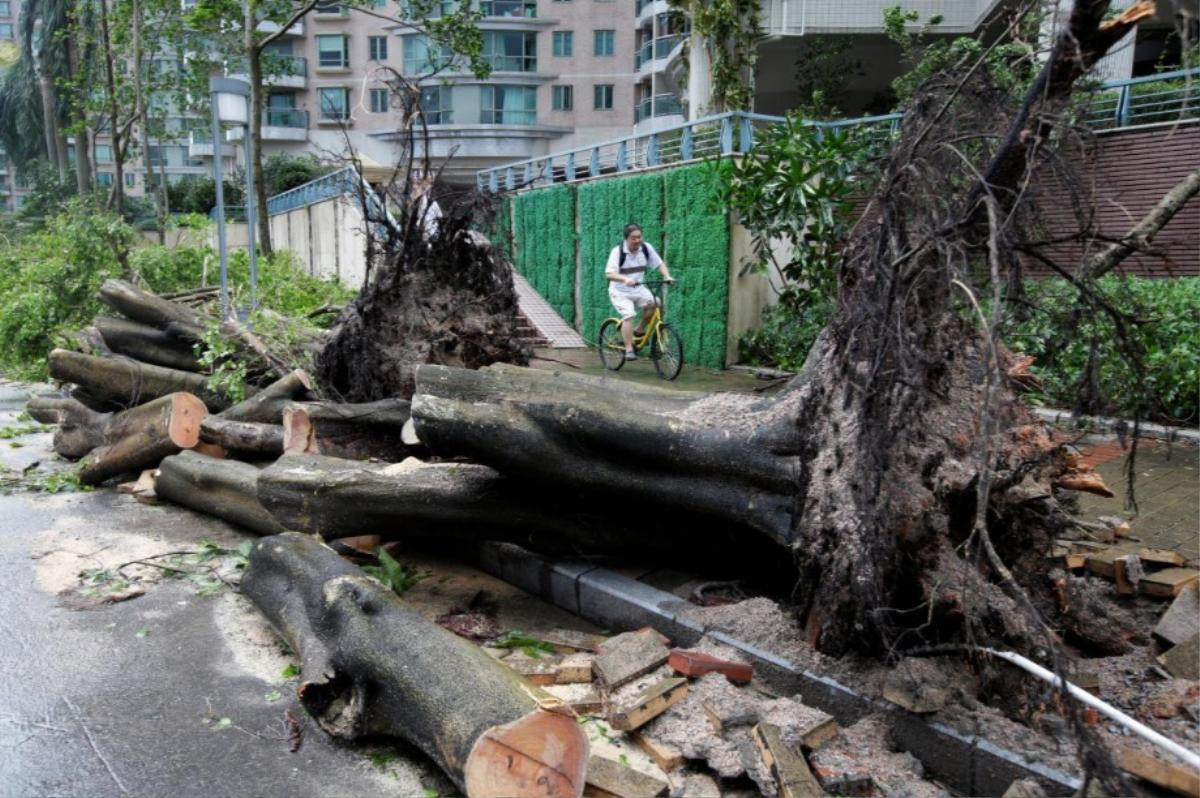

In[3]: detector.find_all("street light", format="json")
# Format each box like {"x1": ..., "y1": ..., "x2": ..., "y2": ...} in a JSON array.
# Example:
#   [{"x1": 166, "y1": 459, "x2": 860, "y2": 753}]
[{"x1": 209, "y1": 77, "x2": 258, "y2": 321}]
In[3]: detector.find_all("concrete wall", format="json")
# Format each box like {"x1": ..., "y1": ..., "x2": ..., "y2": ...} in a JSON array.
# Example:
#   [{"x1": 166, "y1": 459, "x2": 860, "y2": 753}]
[{"x1": 210, "y1": 195, "x2": 368, "y2": 290}]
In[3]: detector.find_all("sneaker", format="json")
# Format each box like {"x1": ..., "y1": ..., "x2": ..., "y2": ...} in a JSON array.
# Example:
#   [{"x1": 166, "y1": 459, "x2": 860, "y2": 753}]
[{"x1": 624, "y1": 350, "x2": 638, "y2": 361}]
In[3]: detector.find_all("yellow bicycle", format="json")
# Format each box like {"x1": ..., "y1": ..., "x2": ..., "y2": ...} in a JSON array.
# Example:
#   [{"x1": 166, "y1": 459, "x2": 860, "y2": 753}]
[{"x1": 597, "y1": 280, "x2": 684, "y2": 380}]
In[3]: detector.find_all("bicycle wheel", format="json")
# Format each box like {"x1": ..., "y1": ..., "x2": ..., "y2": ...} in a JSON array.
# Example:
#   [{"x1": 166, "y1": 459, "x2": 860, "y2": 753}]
[
  {"x1": 651, "y1": 321, "x2": 684, "y2": 380},
  {"x1": 597, "y1": 319, "x2": 626, "y2": 371}
]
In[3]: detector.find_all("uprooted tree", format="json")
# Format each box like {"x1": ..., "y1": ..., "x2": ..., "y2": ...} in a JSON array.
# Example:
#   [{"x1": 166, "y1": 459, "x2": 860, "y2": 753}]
[{"x1": 403, "y1": 0, "x2": 1197, "y2": 667}]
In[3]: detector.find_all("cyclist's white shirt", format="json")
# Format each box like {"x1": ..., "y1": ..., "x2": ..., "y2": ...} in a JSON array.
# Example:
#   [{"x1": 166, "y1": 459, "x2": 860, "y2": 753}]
[{"x1": 606, "y1": 242, "x2": 663, "y2": 294}]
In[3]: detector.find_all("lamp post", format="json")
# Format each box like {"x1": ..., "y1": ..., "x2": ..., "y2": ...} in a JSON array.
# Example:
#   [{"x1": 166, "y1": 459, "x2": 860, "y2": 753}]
[{"x1": 208, "y1": 77, "x2": 257, "y2": 321}]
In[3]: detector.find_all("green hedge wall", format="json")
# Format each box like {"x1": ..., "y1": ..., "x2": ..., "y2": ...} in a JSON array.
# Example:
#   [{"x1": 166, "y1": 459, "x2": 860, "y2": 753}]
[
  {"x1": 663, "y1": 164, "x2": 730, "y2": 369},
  {"x1": 577, "y1": 172, "x2": 666, "y2": 346},
  {"x1": 512, "y1": 185, "x2": 577, "y2": 324},
  {"x1": 513, "y1": 165, "x2": 730, "y2": 369}
]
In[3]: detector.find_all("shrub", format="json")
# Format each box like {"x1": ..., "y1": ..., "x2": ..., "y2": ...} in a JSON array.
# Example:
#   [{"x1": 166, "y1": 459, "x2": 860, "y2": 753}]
[{"x1": 1005, "y1": 277, "x2": 1200, "y2": 424}]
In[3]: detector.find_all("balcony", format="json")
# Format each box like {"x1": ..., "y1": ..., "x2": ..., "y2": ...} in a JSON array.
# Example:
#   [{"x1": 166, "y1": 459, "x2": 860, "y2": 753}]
[
  {"x1": 227, "y1": 55, "x2": 307, "y2": 89},
  {"x1": 480, "y1": 0, "x2": 536, "y2": 17},
  {"x1": 635, "y1": 35, "x2": 682, "y2": 73},
  {"x1": 257, "y1": 19, "x2": 303, "y2": 36},
  {"x1": 227, "y1": 109, "x2": 310, "y2": 142},
  {"x1": 187, "y1": 130, "x2": 234, "y2": 159},
  {"x1": 635, "y1": 0, "x2": 666, "y2": 23},
  {"x1": 634, "y1": 93, "x2": 683, "y2": 123},
  {"x1": 313, "y1": 1, "x2": 349, "y2": 17}
]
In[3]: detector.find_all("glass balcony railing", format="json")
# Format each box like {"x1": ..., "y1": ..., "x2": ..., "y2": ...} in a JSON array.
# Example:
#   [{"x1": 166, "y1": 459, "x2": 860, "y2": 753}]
[
  {"x1": 635, "y1": 35, "x2": 682, "y2": 70},
  {"x1": 634, "y1": 93, "x2": 683, "y2": 122},
  {"x1": 485, "y1": 53, "x2": 537, "y2": 72},
  {"x1": 264, "y1": 108, "x2": 309, "y2": 128},
  {"x1": 480, "y1": 0, "x2": 536, "y2": 16},
  {"x1": 228, "y1": 54, "x2": 307, "y2": 77}
]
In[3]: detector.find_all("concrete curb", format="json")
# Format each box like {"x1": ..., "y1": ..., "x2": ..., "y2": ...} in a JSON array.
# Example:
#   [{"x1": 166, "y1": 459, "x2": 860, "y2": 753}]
[
  {"x1": 468, "y1": 541, "x2": 1083, "y2": 797},
  {"x1": 1034, "y1": 408, "x2": 1199, "y2": 444}
]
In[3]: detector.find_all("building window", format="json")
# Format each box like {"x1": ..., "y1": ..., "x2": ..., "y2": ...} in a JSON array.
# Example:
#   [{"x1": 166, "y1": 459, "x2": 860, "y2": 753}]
[
  {"x1": 404, "y1": 36, "x2": 452, "y2": 74},
  {"x1": 318, "y1": 87, "x2": 351, "y2": 121},
  {"x1": 593, "y1": 83, "x2": 613, "y2": 110},
  {"x1": 97, "y1": 171, "x2": 114, "y2": 187},
  {"x1": 0, "y1": 3, "x2": 11, "y2": 17},
  {"x1": 367, "y1": 0, "x2": 385, "y2": 6},
  {"x1": 369, "y1": 88, "x2": 390, "y2": 113},
  {"x1": 146, "y1": 145, "x2": 168, "y2": 166},
  {"x1": 368, "y1": 35, "x2": 388, "y2": 61},
  {"x1": 552, "y1": 31, "x2": 572, "y2": 57},
  {"x1": 125, "y1": 173, "x2": 136, "y2": 188},
  {"x1": 593, "y1": 29, "x2": 614, "y2": 56},
  {"x1": 483, "y1": 31, "x2": 536, "y2": 72},
  {"x1": 0, "y1": 23, "x2": 11, "y2": 38},
  {"x1": 404, "y1": 0, "x2": 455, "y2": 17},
  {"x1": 316, "y1": 34, "x2": 350, "y2": 68},
  {"x1": 315, "y1": 1, "x2": 346, "y2": 14},
  {"x1": 95, "y1": 144, "x2": 114, "y2": 162},
  {"x1": 481, "y1": 85, "x2": 536, "y2": 125},
  {"x1": 552, "y1": 85, "x2": 573, "y2": 111},
  {"x1": 419, "y1": 85, "x2": 452, "y2": 124},
  {"x1": 480, "y1": 0, "x2": 535, "y2": 16}
]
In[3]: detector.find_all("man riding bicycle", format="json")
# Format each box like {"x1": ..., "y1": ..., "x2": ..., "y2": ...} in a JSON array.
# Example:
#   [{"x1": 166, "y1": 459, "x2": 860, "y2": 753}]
[{"x1": 605, "y1": 224, "x2": 675, "y2": 361}]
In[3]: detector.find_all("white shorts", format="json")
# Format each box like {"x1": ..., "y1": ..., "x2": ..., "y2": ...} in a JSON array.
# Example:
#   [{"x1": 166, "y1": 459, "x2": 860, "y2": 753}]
[{"x1": 609, "y1": 285, "x2": 656, "y2": 321}]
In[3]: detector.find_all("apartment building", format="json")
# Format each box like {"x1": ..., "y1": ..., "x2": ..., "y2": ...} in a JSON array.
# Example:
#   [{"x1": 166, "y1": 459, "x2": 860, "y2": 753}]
[{"x1": 0, "y1": 0, "x2": 28, "y2": 213}]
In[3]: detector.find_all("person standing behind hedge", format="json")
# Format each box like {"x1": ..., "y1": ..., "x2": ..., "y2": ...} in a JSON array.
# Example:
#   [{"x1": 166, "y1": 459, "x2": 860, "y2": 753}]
[{"x1": 605, "y1": 224, "x2": 675, "y2": 361}]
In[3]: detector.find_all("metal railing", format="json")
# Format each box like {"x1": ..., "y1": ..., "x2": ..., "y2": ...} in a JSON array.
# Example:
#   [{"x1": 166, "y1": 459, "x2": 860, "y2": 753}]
[
  {"x1": 477, "y1": 68, "x2": 1199, "y2": 192},
  {"x1": 1080, "y1": 67, "x2": 1200, "y2": 128},
  {"x1": 264, "y1": 108, "x2": 309, "y2": 128},
  {"x1": 635, "y1": 35, "x2": 682, "y2": 70},
  {"x1": 264, "y1": 165, "x2": 396, "y2": 234},
  {"x1": 634, "y1": 93, "x2": 684, "y2": 123}
]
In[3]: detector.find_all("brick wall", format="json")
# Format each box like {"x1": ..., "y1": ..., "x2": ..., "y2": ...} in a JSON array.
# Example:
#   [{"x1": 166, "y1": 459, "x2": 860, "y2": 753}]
[{"x1": 1030, "y1": 122, "x2": 1199, "y2": 277}]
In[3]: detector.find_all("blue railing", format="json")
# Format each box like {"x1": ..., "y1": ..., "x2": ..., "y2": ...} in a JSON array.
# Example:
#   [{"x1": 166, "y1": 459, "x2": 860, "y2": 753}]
[
  {"x1": 477, "y1": 67, "x2": 1199, "y2": 192},
  {"x1": 263, "y1": 165, "x2": 398, "y2": 234}
]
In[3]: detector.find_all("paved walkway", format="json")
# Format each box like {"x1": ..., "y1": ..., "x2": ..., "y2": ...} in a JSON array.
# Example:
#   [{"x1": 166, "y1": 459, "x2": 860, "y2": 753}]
[
  {"x1": 1074, "y1": 437, "x2": 1199, "y2": 561},
  {"x1": 513, "y1": 273, "x2": 585, "y2": 349}
]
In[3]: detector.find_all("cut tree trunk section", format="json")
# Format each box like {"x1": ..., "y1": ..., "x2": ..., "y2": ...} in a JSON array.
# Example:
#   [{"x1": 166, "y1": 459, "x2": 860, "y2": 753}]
[
  {"x1": 78, "y1": 392, "x2": 207, "y2": 485},
  {"x1": 281, "y1": 399, "x2": 411, "y2": 461},
  {"x1": 199, "y1": 417, "x2": 284, "y2": 456},
  {"x1": 217, "y1": 370, "x2": 314, "y2": 424},
  {"x1": 26, "y1": 394, "x2": 111, "y2": 459},
  {"x1": 95, "y1": 316, "x2": 202, "y2": 372},
  {"x1": 98, "y1": 278, "x2": 208, "y2": 335},
  {"x1": 48, "y1": 348, "x2": 232, "y2": 411},
  {"x1": 155, "y1": 450, "x2": 284, "y2": 535},
  {"x1": 241, "y1": 531, "x2": 588, "y2": 797}
]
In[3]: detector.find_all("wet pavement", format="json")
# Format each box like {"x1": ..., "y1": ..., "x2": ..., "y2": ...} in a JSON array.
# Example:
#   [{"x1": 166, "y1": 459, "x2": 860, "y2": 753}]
[
  {"x1": 1075, "y1": 437, "x2": 1200, "y2": 561},
  {"x1": 0, "y1": 381, "x2": 448, "y2": 798},
  {"x1": 531, "y1": 346, "x2": 770, "y2": 393}
]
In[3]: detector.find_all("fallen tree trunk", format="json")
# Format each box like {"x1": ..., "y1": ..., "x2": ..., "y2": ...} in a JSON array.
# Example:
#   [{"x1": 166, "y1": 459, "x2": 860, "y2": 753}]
[
  {"x1": 26, "y1": 394, "x2": 111, "y2": 459},
  {"x1": 78, "y1": 392, "x2": 207, "y2": 485},
  {"x1": 257, "y1": 453, "x2": 656, "y2": 551},
  {"x1": 199, "y1": 417, "x2": 284, "y2": 456},
  {"x1": 241, "y1": 531, "x2": 588, "y2": 797},
  {"x1": 95, "y1": 316, "x2": 202, "y2": 372},
  {"x1": 217, "y1": 370, "x2": 313, "y2": 424},
  {"x1": 48, "y1": 348, "x2": 232, "y2": 411},
  {"x1": 156, "y1": 451, "x2": 284, "y2": 535},
  {"x1": 281, "y1": 399, "x2": 411, "y2": 461},
  {"x1": 98, "y1": 278, "x2": 208, "y2": 334}
]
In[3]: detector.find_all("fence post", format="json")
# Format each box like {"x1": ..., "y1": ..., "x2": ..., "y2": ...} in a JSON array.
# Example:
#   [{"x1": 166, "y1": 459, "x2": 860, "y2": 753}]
[
  {"x1": 567, "y1": 152, "x2": 576, "y2": 181},
  {"x1": 719, "y1": 117, "x2": 733, "y2": 154},
  {"x1": 681, "y1": 125, "x2": 693, "y2": 160},
  {"x1": 647, "y1": 133, "x2": 659, "y2": 166},
  {"x1": 543, "y1": 159, "x2": 553, "y2": 184},
  {"x1": 1116, "y1": 83, "x2": 1132, "y2": 127},
  {"x1": 617, "y1": 141, "x2": 628, "y2": 171},
  {"x1": 506, "y1": 167, "x2": 516, "y2": 191},
  {"x1": 523, "y1": 163, "x2": 533, "y2": 185},
  {"x1": 739, "y1": 115, "x2": 752, "y2": 153},
  {"x1": 590, "y1": 147, "x2": 600, "y2": 177},
  {"x1": 489, "y1": 171, "x2": 499, "y2": 192}
]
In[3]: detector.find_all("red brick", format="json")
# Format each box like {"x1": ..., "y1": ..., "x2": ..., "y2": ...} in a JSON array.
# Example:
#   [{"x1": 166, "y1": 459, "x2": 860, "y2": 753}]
[{"x1": 668, "y1": 649, "x2": 753, "y2": 684}]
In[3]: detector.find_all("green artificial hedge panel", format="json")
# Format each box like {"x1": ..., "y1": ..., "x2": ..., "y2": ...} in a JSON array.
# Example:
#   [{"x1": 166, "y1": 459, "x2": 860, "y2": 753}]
[
  {"x1": 663, "y1": 164, "x2": 730, "y2": 369},
  {"x1": 511, "y1": 185, "x2": 577, "y2": 324},
  {"x1": 577, "y1": 172, "x2": 666, "y2": 344},
  {"x1": 490, "y1": 195, "x2": 513, "y2": 260}
]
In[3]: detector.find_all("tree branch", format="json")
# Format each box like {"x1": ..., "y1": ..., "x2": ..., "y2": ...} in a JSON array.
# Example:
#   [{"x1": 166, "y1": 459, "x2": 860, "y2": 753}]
[{"x1": 1082, "y1": 167, "x2": 1200, "y2": 281}]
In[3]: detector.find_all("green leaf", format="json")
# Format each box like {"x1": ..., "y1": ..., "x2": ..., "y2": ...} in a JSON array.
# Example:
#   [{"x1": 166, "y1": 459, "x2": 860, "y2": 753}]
[
  {"x1": 135, "y1": 628, "x2": 150, "y2": 638},
  {"x1": 282, "y1": 663, "x2": 301, "y2": 678},
  {"x1": 264, "y1": 690, "x2": 283, "y2": 703}
]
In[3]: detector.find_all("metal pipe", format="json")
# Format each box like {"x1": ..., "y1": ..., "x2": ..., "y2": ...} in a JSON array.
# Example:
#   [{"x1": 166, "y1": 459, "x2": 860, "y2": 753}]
[
  {"x1": 211, "y1": 94, "x2": 229, "y2": 320},
  {"x1": 244, "y1": 121, "x2": 257, "y2": 316}
]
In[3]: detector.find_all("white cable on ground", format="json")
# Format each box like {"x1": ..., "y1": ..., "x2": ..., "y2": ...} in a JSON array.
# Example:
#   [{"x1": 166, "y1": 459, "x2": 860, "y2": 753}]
[{"x1": 983, "y1": 648, "x2": 1200, "y2": 772}]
